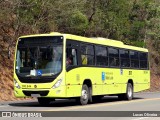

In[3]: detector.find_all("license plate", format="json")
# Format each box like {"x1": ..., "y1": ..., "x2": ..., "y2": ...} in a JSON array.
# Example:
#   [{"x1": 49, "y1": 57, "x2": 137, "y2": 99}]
[{"x1": 31, "y1": 94, "x2": 41, "y2": 97}]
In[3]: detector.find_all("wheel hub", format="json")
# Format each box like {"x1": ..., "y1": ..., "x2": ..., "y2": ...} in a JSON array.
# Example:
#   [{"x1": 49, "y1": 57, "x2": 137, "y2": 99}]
[
  {"x1": 128, "y1": 87, "x2": 132, "y2": 97},
  {"x1": 82, "y1": 90, "x2": 88, "y2": 100}
]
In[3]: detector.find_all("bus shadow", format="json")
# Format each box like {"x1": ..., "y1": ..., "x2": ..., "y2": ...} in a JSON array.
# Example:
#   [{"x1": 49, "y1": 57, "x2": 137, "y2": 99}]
[{"x1": 9, "y1": 96, "x2": 143, "y2": 108}]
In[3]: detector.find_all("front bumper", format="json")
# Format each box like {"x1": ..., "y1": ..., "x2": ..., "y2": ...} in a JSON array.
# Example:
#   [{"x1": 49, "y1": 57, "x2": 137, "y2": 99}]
[{"x1": 14, "y1": 85, "x2": 66, "y2": 98}]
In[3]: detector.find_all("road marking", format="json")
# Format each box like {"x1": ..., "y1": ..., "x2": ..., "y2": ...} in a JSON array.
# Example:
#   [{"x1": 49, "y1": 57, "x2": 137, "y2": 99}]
[
  {"x1": 132, "y1": 117, "x2": 149, "y2": 120},
  {"x1": 0, "y1": 105, "x2": 9, "y2": 108},
  {"x1": 40, "y1": 98, "x2": 160, "y2": 111}
]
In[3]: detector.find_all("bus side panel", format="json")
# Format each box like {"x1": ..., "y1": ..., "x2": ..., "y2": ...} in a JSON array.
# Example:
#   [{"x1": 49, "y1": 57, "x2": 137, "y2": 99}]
[
  {"x1": 66, "y1": 67, "x2": 124, "y2": 96},
  {"x1": 65, "y1": 67, "x2": 150, "y2": 97},
  {"x1": 66, "y1": 85, "x2": 81, "y2": 97},
  {"x1": 65, "y1": 67, "x2": 103, "y2": 97},
  {"x1": 135, "y1": 70, "x2": 150, "y2": 92},
  {"x1": 65, "y1": 69, "x2": 81, "y2": 97},
  {"x1": 92, "y1": 85, "x2": 103, "y2": 95},
  {"x1": 120, "y1": 83, "x2": 127, "y2": 93},
  {"x1": 137, "y1": 70, "x2": 150, "y2": 92}
]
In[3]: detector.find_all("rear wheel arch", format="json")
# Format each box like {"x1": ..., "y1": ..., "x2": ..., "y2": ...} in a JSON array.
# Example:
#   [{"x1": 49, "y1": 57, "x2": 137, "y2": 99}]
[
  {"x1": 128, "y1": 79, "x2": 134, "y2": 92},
  {"x1": 128, "y1": 79, "x2": 134, "y2": 87}
]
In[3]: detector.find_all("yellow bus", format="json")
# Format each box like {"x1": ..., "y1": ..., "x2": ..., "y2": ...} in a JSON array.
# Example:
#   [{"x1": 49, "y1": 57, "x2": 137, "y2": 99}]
[{"x1": 13, "y1": 32, "x2": 150, "y2": 105}]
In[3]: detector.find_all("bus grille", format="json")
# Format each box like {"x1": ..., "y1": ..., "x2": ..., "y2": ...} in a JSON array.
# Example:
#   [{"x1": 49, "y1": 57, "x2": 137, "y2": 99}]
[
  {"x1": 18, "y1": 77, "x2": 54, "y2": 83},
  {"x1": 23, "y1": 90, "x2": 49, "y2": 96}
]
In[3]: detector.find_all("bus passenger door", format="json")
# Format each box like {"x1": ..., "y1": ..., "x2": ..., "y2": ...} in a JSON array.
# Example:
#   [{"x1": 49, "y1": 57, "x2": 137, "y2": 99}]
[{"x1": 65, "y1": 40, "x2": 81, "y2": 97}]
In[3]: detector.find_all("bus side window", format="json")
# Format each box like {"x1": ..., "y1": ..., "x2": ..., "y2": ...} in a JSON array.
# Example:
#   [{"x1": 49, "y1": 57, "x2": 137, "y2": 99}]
[
  {"x1": 81, "y1": 44, "x2": 94, "y2": 65},
  {"x1": 130, "y1": 51, "x2": 139, "y2": 68},
  {"x1": 108, "y1": 47, "x2": 119, "y2": 67}
]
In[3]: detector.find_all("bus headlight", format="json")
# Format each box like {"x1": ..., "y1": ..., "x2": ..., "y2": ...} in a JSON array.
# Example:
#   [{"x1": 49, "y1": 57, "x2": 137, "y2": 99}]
[
  {"x1": 52, "y1": 79, "x2": 63, "y2": 89},
  {"x1": 14, "y1": 80, "x2": 21, "y2": 89}
]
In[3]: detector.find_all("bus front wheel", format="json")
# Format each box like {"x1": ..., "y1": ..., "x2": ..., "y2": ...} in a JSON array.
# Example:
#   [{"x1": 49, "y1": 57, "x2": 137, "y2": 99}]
[{"x1": 79, "y1": 84, "x2": 89, "y2": 105}]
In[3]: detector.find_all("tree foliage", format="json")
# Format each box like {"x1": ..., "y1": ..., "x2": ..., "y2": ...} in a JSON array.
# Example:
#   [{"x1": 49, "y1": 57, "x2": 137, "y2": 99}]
[
  {"x1": 0, "y1": 0, "x2": 160, "y2": 72},
  {"x1": 0, "y1": 0, "x2": 156, "y2": 43}
]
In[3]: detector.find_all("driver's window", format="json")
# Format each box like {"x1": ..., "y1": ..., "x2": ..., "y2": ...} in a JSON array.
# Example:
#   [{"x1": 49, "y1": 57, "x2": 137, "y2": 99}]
[{"x1": 66, "y1": 48, "x2": 77, "y2": 66}]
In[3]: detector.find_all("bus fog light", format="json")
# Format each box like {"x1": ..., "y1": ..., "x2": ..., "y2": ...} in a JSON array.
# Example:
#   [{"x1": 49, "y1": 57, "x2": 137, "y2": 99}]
[
  {"x1": 14, "y1": 80, "x2": 21, "y2": 89},
  {"x1": 52, "y1": 79, "x2": 63, "y2": 89}
]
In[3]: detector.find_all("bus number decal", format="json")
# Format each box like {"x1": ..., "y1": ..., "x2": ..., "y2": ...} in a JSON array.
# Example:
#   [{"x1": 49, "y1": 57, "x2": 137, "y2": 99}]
[{"x1": 22, "y1": 85, "x2": 31, "y2": 88}]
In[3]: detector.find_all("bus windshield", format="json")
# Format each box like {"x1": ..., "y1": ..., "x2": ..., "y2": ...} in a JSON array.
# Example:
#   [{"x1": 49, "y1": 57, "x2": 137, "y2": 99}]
[{"x1": 15, "y1": 36, "x2": 63, "y2": 77}]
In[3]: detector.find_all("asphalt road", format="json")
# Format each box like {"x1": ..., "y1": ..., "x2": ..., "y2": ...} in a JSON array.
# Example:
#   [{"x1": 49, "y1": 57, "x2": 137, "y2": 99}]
[{"x1": 0, "y1": 92, "x2": 160, "y2": 120}]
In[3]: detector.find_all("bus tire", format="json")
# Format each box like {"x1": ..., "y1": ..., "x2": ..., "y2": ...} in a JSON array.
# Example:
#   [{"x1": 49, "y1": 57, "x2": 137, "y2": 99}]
[
  {"x1": 37, "y1": 98, "x2": 53, "y2": 106},
  {"x1": 88, "y1": 87, "x2": 93, "y2": 103},
  {"x1": 126, "y1": 83, "x2": 133, "y2": 100},
  {"x1": 118, "y1": 83, "x2": 133, "y2": 100},
  {"x1": 79, "y1": 84, "x2": 89, "y2": 105}
]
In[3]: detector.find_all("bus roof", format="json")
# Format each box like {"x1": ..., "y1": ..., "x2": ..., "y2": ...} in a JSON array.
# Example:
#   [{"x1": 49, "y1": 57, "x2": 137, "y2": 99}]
[{"x1": 19, "y1": 32, "x2": 148, "y2": 52}]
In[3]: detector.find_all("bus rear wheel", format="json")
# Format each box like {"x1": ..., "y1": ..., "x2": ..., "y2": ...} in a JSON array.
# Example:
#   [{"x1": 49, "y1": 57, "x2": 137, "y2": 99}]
[
  {"x1": 125, "y1": 83, "x2": 133, "y2": 100},
  {"x1": 79, "y1": 84, "x2": 89, "y2": 105},
  {"x1": 118, "y1": 83, "x2": 133, "y2": 100}
]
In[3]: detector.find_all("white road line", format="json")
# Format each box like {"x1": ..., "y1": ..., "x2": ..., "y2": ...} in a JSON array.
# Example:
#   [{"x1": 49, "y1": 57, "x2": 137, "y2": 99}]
[
  {"x1": 0, "y1": 105, "x2": 9, "y2": 108},
  {"x1": 131, "y1": 117, "x2": 149, "y2": 120}
]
